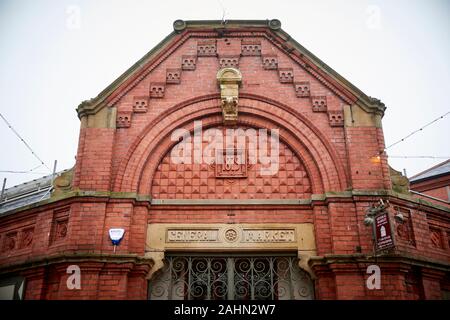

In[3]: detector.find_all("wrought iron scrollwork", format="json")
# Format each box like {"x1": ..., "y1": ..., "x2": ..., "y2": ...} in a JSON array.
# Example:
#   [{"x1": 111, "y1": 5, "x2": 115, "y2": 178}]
[{"x1": 149, "y1": 255, "x2": 314, "y2": 300}]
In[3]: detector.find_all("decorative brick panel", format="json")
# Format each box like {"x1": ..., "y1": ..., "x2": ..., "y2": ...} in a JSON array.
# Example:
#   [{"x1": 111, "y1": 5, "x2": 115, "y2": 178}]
[
  {"x1": 3, "y1": 232, "x2": 17, "y2": 252},
  {"x1": 20, "y1": 227, "x2": 34, "y2": 249},
  {"x1": 181, "y1": 55, "x2": 197, "y2": 70},
  {"x1": 311, "y1": 96, "x2": 327, "y2": 112},
  {"x1": 327, "y1": 111, "x2": 344, "y2": 127},
  {"x1": 241, "y1": 40, "x2": 261, "y2": 56},
  {"x1": 262, "y1": 55, "x2": 278, "y2": 69},
  {"x1": 448, "y1": 231, "x2": 450, "y2": 249},
  {"x1": 219, "y1": 56, "x2": 239, "y2": 68},
  {"x1": 278, "y1": 68, "x2": 294, "y2": 83},
  {"x1": 430, "y1": 227, "x2": 443, "y2": 249},
  {"x1": 394, "y1": 207, "x2": 416, "y2": 247},
  {"x1": 116, "y1": 111, "x2": 132, "y2": 128},
  {"x1": 149, "y1": 83, "x2": 165, "y2": 98},
  {"x1": 294, "y1": 81, "x2": 310, "y2": 97},
  {"x1": 197, "y1": 39, "x2": 217, "y2": 56},
  {"x1": 166, "y1": 68, "x2": 182, "y2": 84},
  {"x1": 55, "y1": 220, "x2": 68, "y2": 241},
  {"x1": 51, "y1": 209, "x2": 70, "y2": 244},
  {"x1": 0, "y1": 224, "x2": 36, "y2": 252},
  {"x1": 132, "y1": 96, "x2": 149, "y2": 113}
]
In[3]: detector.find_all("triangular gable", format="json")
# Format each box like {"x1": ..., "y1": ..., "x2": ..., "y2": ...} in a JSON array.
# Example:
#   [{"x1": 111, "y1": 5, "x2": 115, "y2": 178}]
[{"x1": 76, "y1": 19, "x2": 386, "y2": 119}]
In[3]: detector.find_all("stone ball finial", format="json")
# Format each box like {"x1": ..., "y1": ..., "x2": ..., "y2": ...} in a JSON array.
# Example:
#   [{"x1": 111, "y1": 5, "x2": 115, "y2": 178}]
[
  {"x1": 268, "y1": 19, "x2": 282, "y2": 30},
  {"x1": 173, "y1": 19, "x2": 186, "y2": 33}
]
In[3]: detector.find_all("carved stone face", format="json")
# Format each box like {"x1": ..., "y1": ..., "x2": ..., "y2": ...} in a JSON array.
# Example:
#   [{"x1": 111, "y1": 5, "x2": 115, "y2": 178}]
[
  {"x1": 221, "y1": 97, "x2": 238, "y2": 124},
  {"x1": 222, "y1": 97, "x2": 237, "y2": 110}
]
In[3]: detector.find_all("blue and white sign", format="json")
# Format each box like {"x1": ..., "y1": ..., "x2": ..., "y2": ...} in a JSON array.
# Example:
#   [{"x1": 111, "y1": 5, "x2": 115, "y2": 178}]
[{"x1": 109, "y1": 228, "x2": 125, "y2": 246}]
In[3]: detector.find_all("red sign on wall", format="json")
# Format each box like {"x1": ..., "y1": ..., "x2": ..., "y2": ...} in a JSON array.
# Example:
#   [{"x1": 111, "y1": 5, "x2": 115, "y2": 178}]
[{"x1": 374, "y1": 212, "x2": 395, "y2": 251}]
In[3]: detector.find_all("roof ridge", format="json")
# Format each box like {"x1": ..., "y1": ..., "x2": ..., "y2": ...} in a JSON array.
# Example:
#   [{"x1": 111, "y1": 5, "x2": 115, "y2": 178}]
[
  {"x1": 2, "y1": 169, "x2": 69, "y2": 193},
  {"x1": 409, "y1": 158, "x2": 450, "y2": 180}
]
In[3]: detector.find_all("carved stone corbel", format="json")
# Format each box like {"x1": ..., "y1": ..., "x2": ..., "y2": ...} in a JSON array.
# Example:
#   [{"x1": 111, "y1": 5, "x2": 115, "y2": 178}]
[
  {"x1": 51, "y1": 167, "x2": 73, "y2": 198},
  {"x1": 298, "y1": 252, "x2": 317, "y2": 280},
  {"x1": 216, "y1": 67, "x2": 242, "y2": 125},
  {"x1": 144, "y1": 251, "x2": 165, "y2": 280}
]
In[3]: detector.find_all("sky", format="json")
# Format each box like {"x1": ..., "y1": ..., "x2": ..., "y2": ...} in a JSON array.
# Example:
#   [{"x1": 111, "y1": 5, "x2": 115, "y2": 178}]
[{"x1": 0, "y1": 0, "x2": 449, "y2": 188}]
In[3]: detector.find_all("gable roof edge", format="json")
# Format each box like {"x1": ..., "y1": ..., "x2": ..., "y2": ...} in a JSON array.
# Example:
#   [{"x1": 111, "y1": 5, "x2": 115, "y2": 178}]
[
  {"x1": 269, "y1": 25, "x2": 386, "y2": 115},
  {"x1": 76, "y1": 29, "x2": 179, "y2": 119},
  {"x1": 76, "y1": 19, "x2": 386, "y2": 120}
]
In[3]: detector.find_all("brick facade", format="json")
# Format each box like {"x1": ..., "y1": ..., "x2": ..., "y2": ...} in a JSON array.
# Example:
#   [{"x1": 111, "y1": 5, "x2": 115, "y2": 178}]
[
  {"x1": 410, "y1": 160, "x2": 450, "y2": 206},
  {"x1": 0, "y1": 20, "x2": 448, "y2": 300}
]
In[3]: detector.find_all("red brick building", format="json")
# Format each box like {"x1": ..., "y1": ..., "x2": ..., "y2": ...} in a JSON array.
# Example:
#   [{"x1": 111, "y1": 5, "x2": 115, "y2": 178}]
[
  {"x1": 0, "y1": 20, "x2": 449, "y2": 300},
  {"x1": 410, "y1": 159, "x2": 450, "y2": 207}
]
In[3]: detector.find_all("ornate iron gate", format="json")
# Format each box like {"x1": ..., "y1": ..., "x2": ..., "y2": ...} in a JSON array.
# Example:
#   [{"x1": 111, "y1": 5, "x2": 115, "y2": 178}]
[{"x1": 148, "y1": 254, "x2": 314, "y2": 300}]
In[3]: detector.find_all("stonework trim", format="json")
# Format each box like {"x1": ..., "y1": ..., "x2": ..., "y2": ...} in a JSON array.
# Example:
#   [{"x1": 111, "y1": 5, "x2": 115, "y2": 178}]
[
  {"x1": 151, "y1": 199, "x2": 310, "y2": 205},
  {"x1": 308, "y1": 253, "x2": 450, "y2": 273},
  {"x1": 0, "y1": 253, "x2": 154, "y2": 275},
  {"x1": 146, "y1": 223, "x2": 316, "y2": 252},
  {"x1": 2, "y1": 187, "x2": 449, "y2": 220}
]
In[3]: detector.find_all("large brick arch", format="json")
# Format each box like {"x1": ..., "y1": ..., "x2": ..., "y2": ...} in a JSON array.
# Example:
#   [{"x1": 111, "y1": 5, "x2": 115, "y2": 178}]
[{"x1": 112, "y1": 95, "x2": 348, "y2": 195}]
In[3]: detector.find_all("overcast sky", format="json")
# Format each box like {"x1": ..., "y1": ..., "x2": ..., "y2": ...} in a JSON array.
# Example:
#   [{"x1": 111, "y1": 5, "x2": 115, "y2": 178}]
[{"x1": 0, "y1": 0, "x2": 449, "y2": 188}]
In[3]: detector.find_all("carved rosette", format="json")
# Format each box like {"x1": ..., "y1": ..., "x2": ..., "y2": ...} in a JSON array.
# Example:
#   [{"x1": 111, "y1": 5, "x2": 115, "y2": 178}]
[
  {"x1": 224, "y1": 228, "x2": 238, "y2": 242},
  {"x1": 216, "y1": 68, "x2": 242, "y2": 125},
  {"x1": 4, "y1": 232, "x2": 17, "y2": 251}
]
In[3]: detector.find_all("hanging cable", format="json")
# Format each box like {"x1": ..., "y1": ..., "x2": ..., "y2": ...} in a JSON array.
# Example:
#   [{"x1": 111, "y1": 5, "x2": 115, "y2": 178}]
[
  {"x1": 0, "y1": 170, "x2": 49, "y2": 174},
  {"x1": 0, "y1": 112, "x2": 52, "y2": 172},
  {"x1": 383, "y1": 110, "x2": 450, "y2": 152},
  {"x1": 387, "y1": 155, "x2": 450, "y2": 159},
  {"x1": 0, "y1": 164, "x2": 45, "y2": 174}
]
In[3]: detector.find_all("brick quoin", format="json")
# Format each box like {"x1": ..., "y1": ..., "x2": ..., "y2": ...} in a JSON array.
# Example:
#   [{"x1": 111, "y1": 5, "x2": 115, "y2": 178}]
[{"x1": 0, "y1": 20, "x2": 448, "y2": 300}]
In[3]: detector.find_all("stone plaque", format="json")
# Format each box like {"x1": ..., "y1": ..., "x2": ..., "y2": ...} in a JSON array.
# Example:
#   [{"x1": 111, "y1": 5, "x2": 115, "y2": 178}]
[
  {"x1": 215, "y1": 149, "x2": 247, "y2": 178},
  {"x1": 242, "y1": 229, "x2": 296, "y2": 243},
  {"x1": 167, "y1": 229, "x2": 219, "y2": 242},
  {"x1": 146, "y1": 223, "x2": 316, "y2": 253}
]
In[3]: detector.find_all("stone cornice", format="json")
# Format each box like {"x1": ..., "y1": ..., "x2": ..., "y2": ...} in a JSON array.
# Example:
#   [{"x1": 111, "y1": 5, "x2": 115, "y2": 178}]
[
  {"x1": 308, "y1": 252, "x2": 450, "y2": 273},
  {"x1": 0, "y1": 190, "x2": 151, "y2": 219},
  {"x1": 0, "y1": 189, "x2": 448, "y2": 219},
  {"x1": 151, "y1": 199, "x2": 310, "y2": 205},
  {"x1": 0, "y1": 252, "x2": 154, "y2": 275}
]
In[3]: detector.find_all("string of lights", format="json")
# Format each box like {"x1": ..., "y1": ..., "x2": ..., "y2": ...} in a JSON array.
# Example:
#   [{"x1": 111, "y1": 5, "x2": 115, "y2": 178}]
[
  {"x1": 0, "y1": 112, "x2": 52, "y2": 172},
  {"x1": 0, "y1": 164, "x2": 47, "y2": 174},
  {"x1": 387, "y1": 155, "x2": 449, "y2": 159},
  {"x1": 0, "y1": 171, "x2": 50, "y2": 175},
  {"x1": 1, "y1": 110, "x2": 448, "y2": 178},
  {"x1": 383, "y1": 110, "x2": 450, "y2": 152}
]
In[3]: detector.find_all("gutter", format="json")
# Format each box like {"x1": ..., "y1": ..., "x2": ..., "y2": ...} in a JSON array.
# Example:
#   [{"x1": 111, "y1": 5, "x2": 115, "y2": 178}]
[
  {"x1": 409, "y1": 190, "x2": 449, "y2": 205},
  {"x1": 0, "y1": 186, "x2": 52, "y2": 206}
]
